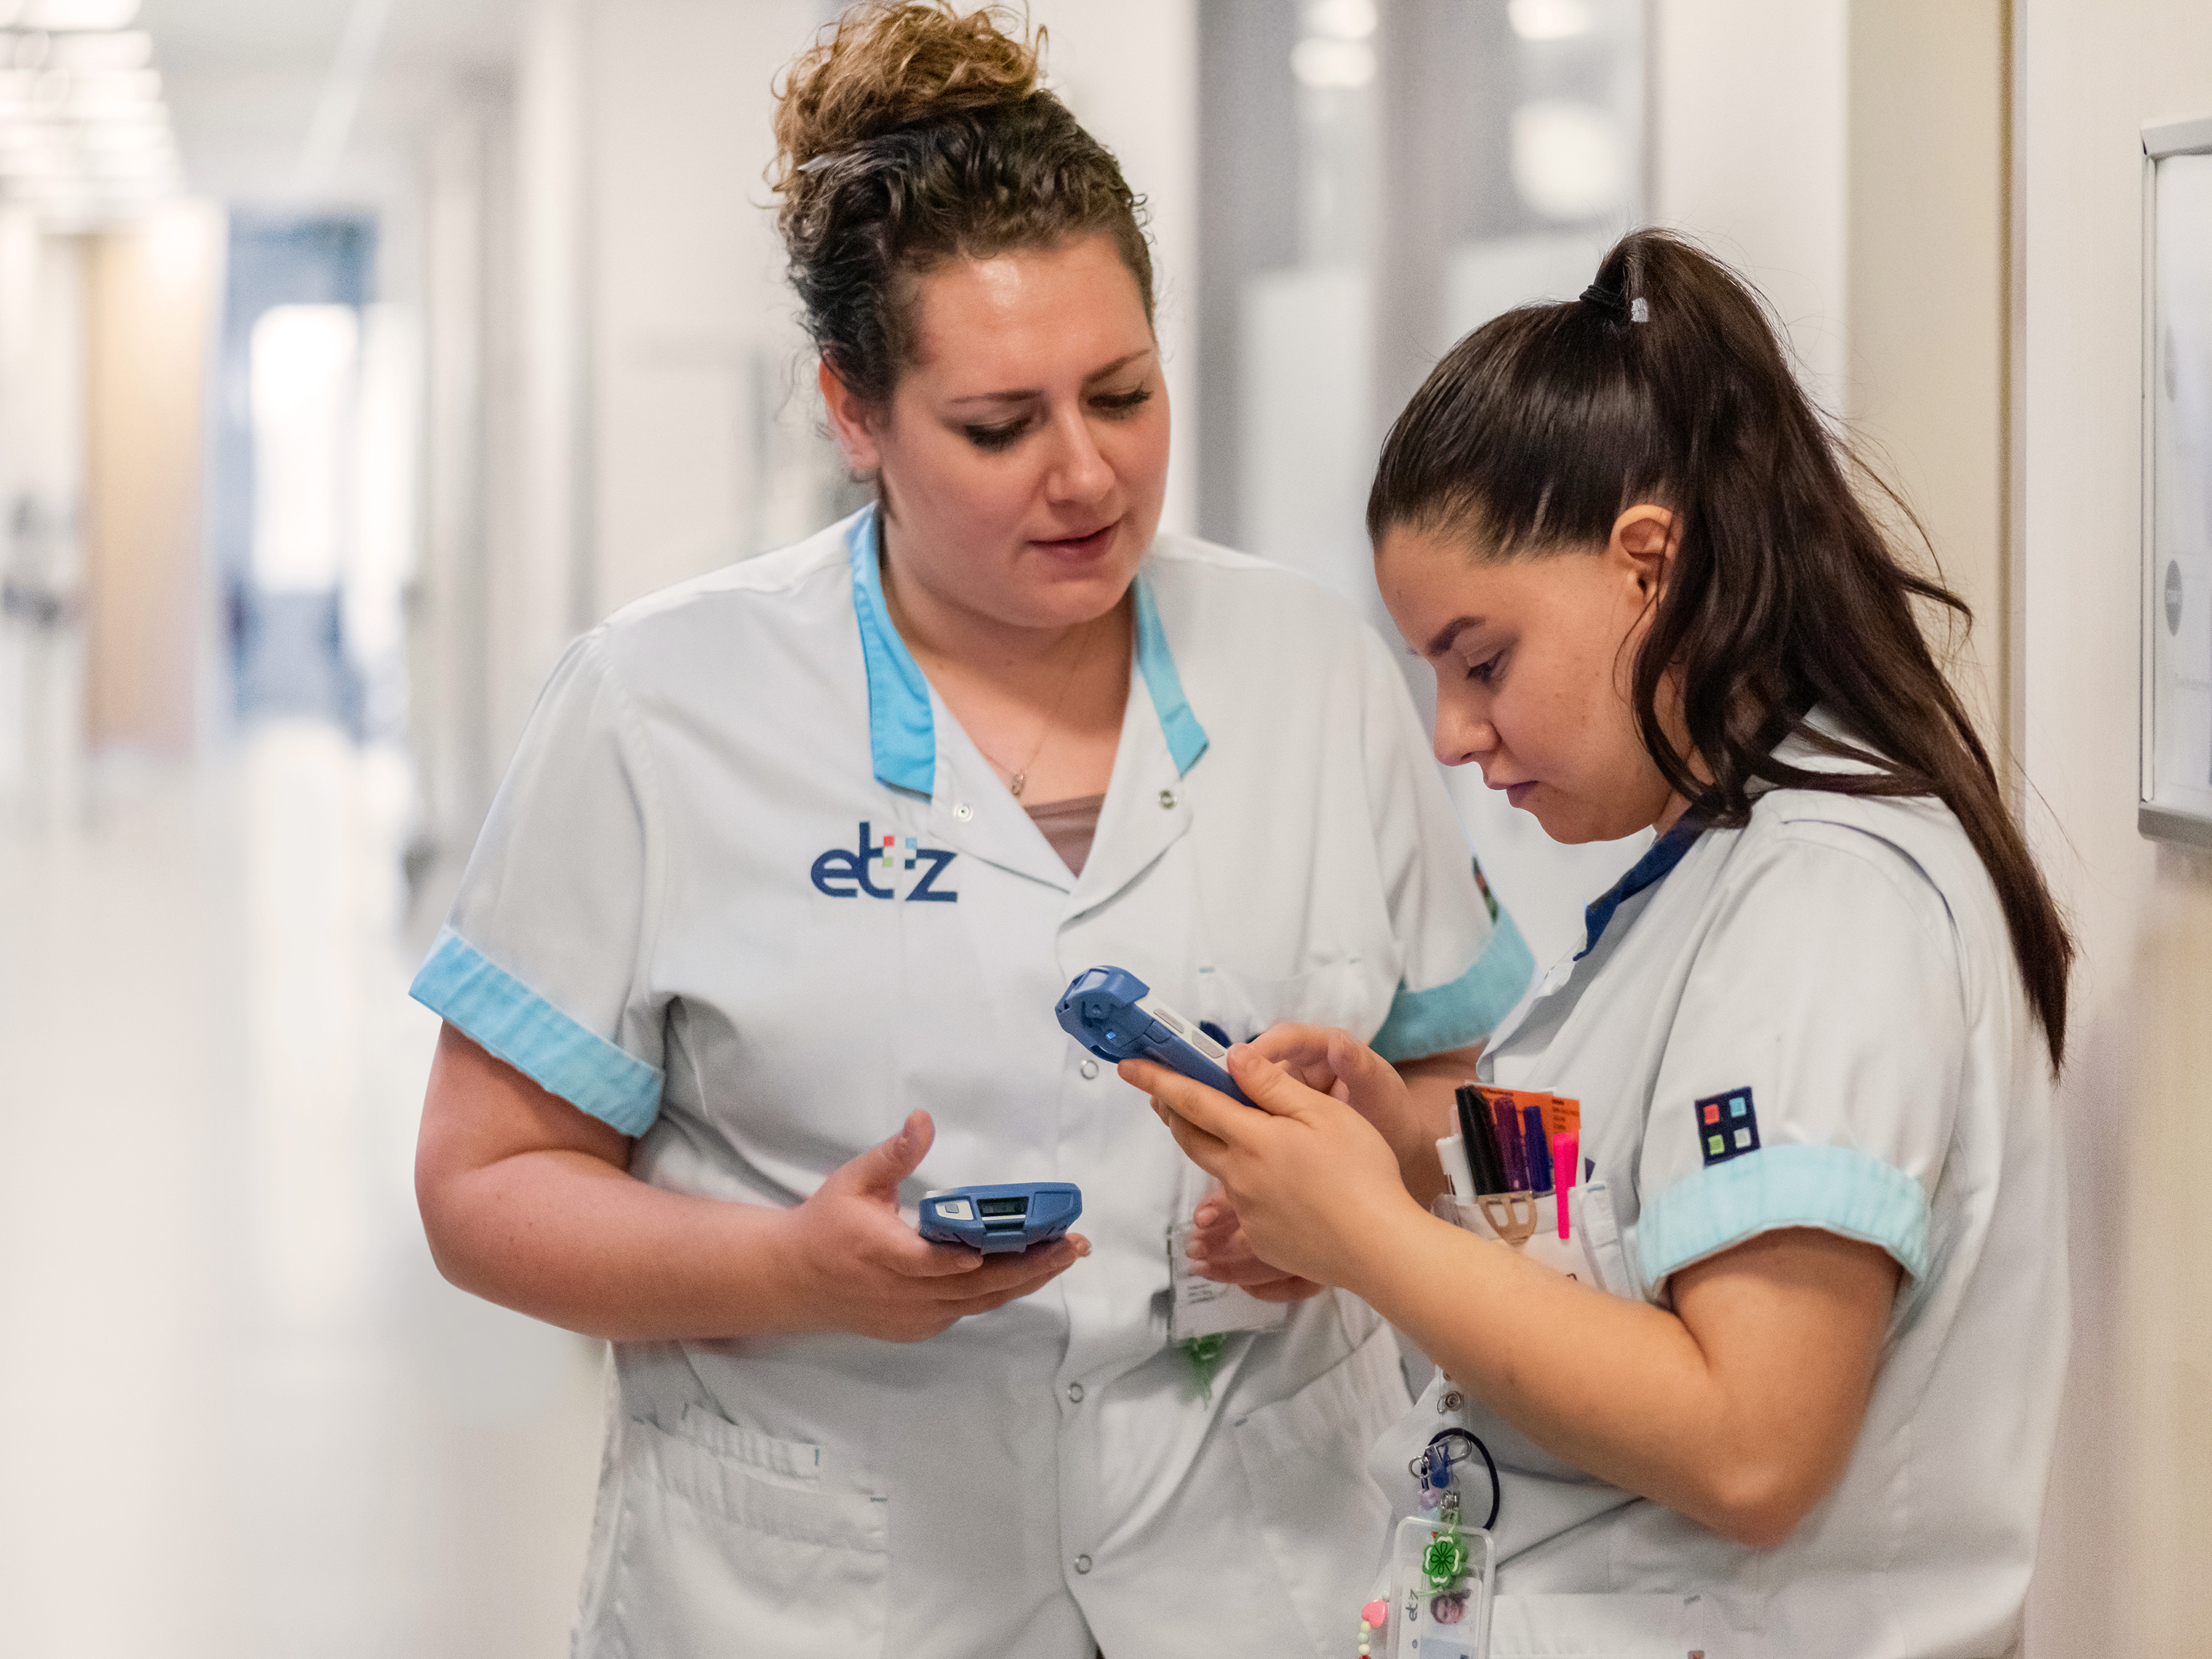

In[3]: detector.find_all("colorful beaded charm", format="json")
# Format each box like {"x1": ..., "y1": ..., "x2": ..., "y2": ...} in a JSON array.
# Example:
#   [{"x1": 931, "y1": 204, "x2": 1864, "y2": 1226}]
[{"x1": 1356, "y1": 1597, "x2": 1388, "y2": 1657}]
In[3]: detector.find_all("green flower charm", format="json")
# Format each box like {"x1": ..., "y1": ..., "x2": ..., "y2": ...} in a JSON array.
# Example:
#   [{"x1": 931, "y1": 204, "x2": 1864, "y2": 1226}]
[
  {"x1": 1422, "y1": 1528, "x2": 1469, "y2": 1591},
  {"x1": 1180, "y1": 1333, "x2": 1228, "y2": 1401}
]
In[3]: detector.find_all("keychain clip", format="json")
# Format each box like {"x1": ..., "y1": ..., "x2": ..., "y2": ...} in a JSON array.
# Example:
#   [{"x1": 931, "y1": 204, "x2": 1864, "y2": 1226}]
[{"x1": 1408, "y1": 1426, "x2": 1500, "y2": 1530}]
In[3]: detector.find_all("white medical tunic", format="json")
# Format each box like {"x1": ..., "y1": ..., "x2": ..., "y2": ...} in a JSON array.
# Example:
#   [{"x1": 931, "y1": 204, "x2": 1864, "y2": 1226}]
[
  {"x1": 410, "y1": 507, "x2": 1536, "y2": 1658},
  {"x1": 1370, "y1": 723, "x2": 2067, "y2": 1659}
]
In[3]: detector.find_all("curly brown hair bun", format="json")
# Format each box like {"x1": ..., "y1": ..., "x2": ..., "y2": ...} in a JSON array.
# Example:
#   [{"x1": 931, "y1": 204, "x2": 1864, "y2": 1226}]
[
  {"x1": 771, "y1": 2, "x2": 1152, "y2": 406},
  {"x1": 774, "y1": 2, "x2": 1041, "y2": 176}
]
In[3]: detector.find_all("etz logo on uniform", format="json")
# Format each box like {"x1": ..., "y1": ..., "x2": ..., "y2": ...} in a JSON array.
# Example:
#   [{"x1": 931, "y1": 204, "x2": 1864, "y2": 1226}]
[
  {"x1": 1695, "y1": 1087, "x2": 1760, "y2": 1167},
  {"x1": 810, "y1": 820, "x2": 959, "y2": 903}
]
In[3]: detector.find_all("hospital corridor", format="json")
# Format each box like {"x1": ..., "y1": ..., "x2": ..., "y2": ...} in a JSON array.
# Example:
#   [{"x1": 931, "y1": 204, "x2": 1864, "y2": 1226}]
[
  {"x1": 2, "y1": 1, "x2": 2212, "y2": 1655},
  {"x1": 0, "y1": 725, "x2": 602, "y2": 1657}
]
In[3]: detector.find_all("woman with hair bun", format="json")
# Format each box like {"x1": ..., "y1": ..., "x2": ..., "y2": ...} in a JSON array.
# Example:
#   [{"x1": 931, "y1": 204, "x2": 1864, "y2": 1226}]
[{"x1": 409, "y1": 6, "x2": 1534, "y2": 1654}]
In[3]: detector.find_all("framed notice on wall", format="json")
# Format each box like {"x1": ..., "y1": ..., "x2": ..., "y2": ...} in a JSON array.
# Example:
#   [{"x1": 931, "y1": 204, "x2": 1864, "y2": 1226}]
[{"x1": 2143, "y1": 116, "x2": 2212, "y2": 850}]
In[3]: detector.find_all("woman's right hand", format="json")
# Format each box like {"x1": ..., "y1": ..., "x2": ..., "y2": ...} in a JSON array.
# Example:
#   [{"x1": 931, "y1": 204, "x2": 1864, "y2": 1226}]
[
  {"x1": 1244, "y1": 1024, "x2": 1422, "y2": 1159},
  {"x1": 1175, "y1": 1026, "x2": 1418, "y2": 1293},
  {"x1": 783, "y1": 1109, "x2": 1090, "y2": 1343}
]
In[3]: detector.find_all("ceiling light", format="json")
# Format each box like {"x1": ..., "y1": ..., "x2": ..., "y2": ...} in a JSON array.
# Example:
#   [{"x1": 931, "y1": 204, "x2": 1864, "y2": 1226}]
[
  {"x1": 62, "y1": 68, "x2": 159, "y2": 103},
  {"x1": 1508, "y1": 0, "x2": 1595, "y2": 42},
  {"x1": 14, "y1": 1, "x2": 145, "y2": 29},
  {"x1": 1291, "y1": 37, "x2": 1375, "y2": 88},
  {"x1": 47, "y1": 30, "x2": 152, "y2": 72},
  {"x1": 77, "y1": 120, "x2": 169, "y2": 151},
  {"x1": 106, "y1": 148, "x2": 175, "y2": 176},
  {"x1": 1510, "y1": 99, "x2": 1626, "y2": 220},
  {"x1": 0, "y1": 0, "x2": 184, "y2": 221},
  {"x1": 1304, "y1": 0, "x2": 1376, "y2": 41}
]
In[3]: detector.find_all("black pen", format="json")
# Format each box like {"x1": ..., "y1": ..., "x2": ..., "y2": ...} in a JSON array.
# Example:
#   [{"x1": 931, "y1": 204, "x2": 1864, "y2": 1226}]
[{"x1": 1455, "y1": 1083, "x2": 1510, "y2": 1195}]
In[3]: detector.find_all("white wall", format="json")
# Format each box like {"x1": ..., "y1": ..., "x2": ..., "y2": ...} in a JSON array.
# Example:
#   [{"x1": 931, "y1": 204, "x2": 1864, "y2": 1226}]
[
  {"x1": 0, "y1": 214, "x2": 87, "y2": 825},
  {"x1": 581, "y1": 0, "x2": 825, "y2": 620},
  {"x1": 1030, "y1": 0, "x2": 1200, "y2": 539},
  {"x1": 1846, "y1": 1, "x2": 2009, "y2": 742},
  {"x1": 1651, "y1": 0, "x2": 1850, "y2": 404},
  {"x1": 2014, "y1": 4, "x2": 2212, "y2": 1653},
  {"x1": 413, "y1": 85, "x2": 506, "y2": 914},
  {"x1": 510, "y1": 0, "x2": 591, "y2": 720}
]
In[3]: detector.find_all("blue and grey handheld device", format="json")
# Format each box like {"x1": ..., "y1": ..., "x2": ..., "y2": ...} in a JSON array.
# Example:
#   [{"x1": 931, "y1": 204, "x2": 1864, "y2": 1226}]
[
  {"x1": 917, "y1": 1182, "x2": 1082, "y2": 1253},
  {"x1": 1054, "y1": 965, "x2": 1257, "y2": 1107}
]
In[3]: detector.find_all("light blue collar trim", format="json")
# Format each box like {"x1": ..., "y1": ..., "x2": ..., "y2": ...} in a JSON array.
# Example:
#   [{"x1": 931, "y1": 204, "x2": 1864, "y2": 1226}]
[
  {"x1": 847, "y1": 504, "x2": 1211, "y2": 791},
  {"x1": 1131, "y1": 569, "x2": 1208, "y2": 775},
  {"x1": 847, "y1": 505, "x2": 936, "y2": 794}
]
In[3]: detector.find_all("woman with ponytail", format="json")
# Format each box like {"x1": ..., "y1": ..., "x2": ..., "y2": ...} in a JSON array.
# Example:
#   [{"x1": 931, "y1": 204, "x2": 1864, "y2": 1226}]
[{"x1": 1138, "y1": 230, "x2": 2069, "y2": 1658}]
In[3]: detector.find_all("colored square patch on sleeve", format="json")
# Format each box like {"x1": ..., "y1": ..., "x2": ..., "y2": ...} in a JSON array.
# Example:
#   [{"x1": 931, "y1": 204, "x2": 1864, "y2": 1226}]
[{"x1": 1695, "y1": 1087, "x2": 1760, "y2": 1167}]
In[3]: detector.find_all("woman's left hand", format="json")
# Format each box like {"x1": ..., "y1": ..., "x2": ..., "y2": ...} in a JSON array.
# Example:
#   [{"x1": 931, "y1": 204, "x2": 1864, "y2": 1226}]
[
  {"x1": 1122, "y1": 1042, "x2": 1419, "y2": 1295},
  {"x1": 1183, "y1": 1183, "x2": 1324, "y2": 1302}
]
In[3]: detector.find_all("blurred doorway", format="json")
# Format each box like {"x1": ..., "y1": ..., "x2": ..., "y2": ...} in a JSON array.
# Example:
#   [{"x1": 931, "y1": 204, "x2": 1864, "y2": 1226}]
[
  {"x1": 1197, "y1": 0, "x2": 1654, "y2": 969},
  {"x1": 215, "y1": 211, "x2": 415, "y2": 742}
]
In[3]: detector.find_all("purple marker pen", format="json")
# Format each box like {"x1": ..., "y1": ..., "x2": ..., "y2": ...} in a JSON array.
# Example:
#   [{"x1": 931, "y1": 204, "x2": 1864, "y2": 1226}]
[{"x1": 1491, "y1": 1092, "x2": 1528, "y2": 1191}]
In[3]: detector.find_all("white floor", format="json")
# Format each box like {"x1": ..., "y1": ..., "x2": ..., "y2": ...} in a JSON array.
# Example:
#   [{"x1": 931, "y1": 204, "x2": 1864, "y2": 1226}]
[{"x1": 0, "y1": 723, "x2": 605, "y2": 1659}]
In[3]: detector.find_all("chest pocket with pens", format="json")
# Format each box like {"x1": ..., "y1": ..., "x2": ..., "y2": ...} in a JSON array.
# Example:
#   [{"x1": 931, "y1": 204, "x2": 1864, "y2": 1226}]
[
  {"x1": 1433, "y1": 1085, "x2": 1598, "y2": 1282},
  {"x1": 1433, "y1": 1085, "x2": 1644, "y2": 1300}
]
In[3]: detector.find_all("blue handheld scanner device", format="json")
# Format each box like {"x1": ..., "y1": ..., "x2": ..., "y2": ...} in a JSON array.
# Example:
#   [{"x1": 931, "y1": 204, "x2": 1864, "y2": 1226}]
[
  {"x1": 1054, "y1": 965, "x2": 1257, "y2": 1107},
  {"x1": 918, "y1": 1182, "x2": 1082, "y2": 1253}
]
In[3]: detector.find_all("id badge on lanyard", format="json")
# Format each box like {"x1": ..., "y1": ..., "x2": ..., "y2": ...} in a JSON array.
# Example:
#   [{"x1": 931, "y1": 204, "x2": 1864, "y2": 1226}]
[
  {"x1": 1381, "y1": 1515, "x2": 1494, "y2": 1659},
  {"x1": 1362, "y1": 1428, "x2": 1499, "y2": 1659},
  {"x1": 1164, "y1": 1218, "x2": 1288, "y2": 1398}
]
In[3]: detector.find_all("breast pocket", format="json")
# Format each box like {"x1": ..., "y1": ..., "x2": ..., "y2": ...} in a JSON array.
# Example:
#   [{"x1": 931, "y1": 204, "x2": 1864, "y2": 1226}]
[
  {"x1": 1489, "y1": 1591, "x2": 1714, "y2": 1657},
  {"x1": 587, "y1": 1406, "x2": 889, "y2": 1659},
  {"x1": 1195, "y1": 959, "x2": 1382, "y2": 1046}
]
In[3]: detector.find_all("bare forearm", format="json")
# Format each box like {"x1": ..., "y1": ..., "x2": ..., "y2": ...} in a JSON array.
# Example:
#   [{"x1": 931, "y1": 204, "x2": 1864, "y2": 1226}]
[
  {"x1": 1344, "y1": 1204, "x2": 1865, "y2": 1547},
  {"x1": 418, "y1": 1026, "x2": 1086, "y2": 1348},
  {"x1": 1140, "y1": 1039, "x2": 1894, "y2": 1550},
  {"x1": 423, "y1": 1148, "x2": 813, "y2": 1342}
]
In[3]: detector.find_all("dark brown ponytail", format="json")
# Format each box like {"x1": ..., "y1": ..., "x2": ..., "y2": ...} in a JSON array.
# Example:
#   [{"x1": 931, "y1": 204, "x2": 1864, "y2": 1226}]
[{"x1": 1369, "y1": 229, "x2": 2074, "y2": 1069}]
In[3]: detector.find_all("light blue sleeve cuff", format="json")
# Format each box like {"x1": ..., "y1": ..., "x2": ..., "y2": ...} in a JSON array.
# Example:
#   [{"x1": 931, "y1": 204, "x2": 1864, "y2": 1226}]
[
  {"x1": 1370, "y1": 908, "x2": 1537, "y2": 1062},
  {"x1": 409, "y1": 928, "x2": 664, "y2": 1137},
  {"x1": 1636, "y1": 1143, "x2": 1931, "y2": 1288}
]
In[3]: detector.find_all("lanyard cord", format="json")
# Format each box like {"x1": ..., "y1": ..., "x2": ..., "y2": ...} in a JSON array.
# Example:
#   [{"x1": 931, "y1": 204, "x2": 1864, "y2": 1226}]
[{"x1": 1411, "y1": 1426, "x2": 1501, "y2": 1532}]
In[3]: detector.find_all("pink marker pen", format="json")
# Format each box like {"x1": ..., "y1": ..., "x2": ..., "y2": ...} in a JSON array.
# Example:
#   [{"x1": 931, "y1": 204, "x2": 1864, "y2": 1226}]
[{"x1": 1554, "y1": 1132, "x2": 1579, "y2": 1240}]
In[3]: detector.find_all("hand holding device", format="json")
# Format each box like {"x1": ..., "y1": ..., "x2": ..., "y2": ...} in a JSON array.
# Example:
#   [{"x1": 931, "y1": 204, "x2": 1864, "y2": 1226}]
[
  {"x1": 919, "y1": 1182, "x2": 1082, "y2": 1253},
  {"x1": 1127, "y1": 1038, "x2": 1418, "y2": 1297},
  {"x1": 1184, "y1": 1182, "x2": 1325, "y2": 1303},
  {"x1": 1055, "y1": 966, "x2": 1256, "y2": 1106},
  {"x1": 1244, "y1": 1022, "x2": 1430, "y2": 1171},
  {"x1": 787, "y1": 1110, "x2": 1088, "y2": 1343}
]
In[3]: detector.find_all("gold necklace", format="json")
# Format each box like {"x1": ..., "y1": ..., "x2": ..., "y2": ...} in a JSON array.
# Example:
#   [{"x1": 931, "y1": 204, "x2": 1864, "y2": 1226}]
[{"x1": 983, "y1": 616, "x2": 1101, "y2": 799}]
